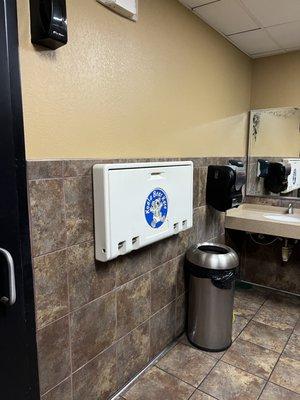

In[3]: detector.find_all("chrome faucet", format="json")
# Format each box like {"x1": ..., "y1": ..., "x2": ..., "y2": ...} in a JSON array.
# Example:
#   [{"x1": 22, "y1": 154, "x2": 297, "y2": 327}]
[{"x1": 287, "y1": 203, "x2": 294, "y2": 214}]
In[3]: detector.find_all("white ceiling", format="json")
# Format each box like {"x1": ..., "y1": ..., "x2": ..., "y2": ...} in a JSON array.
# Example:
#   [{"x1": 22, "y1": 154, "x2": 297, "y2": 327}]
[{"x1": 179, "y1": 0, "x2": 300, "y2": 58}]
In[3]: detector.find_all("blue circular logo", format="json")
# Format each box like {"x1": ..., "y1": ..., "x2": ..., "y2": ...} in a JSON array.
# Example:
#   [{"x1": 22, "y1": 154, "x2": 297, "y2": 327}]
[{"x1": 144, "y1": 188, "x2": 168, "y2": 229}]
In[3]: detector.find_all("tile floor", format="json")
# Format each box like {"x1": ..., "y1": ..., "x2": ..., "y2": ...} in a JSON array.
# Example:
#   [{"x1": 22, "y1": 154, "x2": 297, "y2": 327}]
[{"x1": 117, "y1": 286, "x2": 300, "y2": 400}]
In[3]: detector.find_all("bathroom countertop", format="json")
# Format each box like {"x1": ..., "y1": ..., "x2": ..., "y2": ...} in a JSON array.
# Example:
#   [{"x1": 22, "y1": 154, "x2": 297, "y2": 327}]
[{"x1": 225, "y1": 203, "x2": 300, "y2": 240}]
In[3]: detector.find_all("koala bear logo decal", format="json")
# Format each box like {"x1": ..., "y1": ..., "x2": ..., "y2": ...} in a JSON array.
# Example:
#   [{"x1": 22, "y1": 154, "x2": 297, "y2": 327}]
[{"x1": 144, "y1": 188, "x2": 168, "y2": 229}]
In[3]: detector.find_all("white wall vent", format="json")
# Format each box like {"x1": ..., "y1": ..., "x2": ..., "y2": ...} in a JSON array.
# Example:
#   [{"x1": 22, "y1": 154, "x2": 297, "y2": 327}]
[{"x1": 97, "y1": 0, "x2": 138, "y2": 21}]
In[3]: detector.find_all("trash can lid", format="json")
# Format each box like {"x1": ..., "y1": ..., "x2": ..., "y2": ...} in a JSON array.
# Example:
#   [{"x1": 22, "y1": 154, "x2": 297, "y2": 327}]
[{"x1": 186, "y1": 242, "x2": 239, "y2": 271}]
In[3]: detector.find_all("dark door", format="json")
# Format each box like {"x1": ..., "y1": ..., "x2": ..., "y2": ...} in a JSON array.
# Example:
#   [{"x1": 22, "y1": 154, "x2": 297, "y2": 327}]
[{"x1": 0, "y1": 0, "x2": 40, "y2": 399}]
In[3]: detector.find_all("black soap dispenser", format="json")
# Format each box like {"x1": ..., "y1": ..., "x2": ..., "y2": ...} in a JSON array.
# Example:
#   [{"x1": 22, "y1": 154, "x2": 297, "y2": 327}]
[
  {"x1": 206, "y1": 160, "x2": 246, "y2": 212},
  {"x1": 29, "y1": 0, "x2": 68, "y2": 49},
  {"x1": 264, "y1": 162, "x2": 291, "y2": 194}
]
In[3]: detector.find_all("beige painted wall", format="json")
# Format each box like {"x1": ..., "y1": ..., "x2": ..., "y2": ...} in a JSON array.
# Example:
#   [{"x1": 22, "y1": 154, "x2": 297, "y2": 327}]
[
  {"x1": 17, "y1": 0, "x2": 252, "y2": 160},
  {"x1": 251, "y1": 51, "x2": 300, "y2": 110}
]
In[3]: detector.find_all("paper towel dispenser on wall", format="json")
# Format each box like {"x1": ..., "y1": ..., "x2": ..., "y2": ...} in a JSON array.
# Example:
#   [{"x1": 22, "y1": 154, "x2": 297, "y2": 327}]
[
  {"x1": 93, "y1": 161, "x2": 193, "y2": 262},
  {"x1": 282, "y1": 159, "x2": 300, "y2": 194},
  {"x1": 29, "y1": 0, "x2": 67, "y2": 49},
  {"x1": 206, "y1": 160, "x2": 246, "y2": 212},
  {"x1": 264, "y1": 162, "x2": 291, "y2": 194}
]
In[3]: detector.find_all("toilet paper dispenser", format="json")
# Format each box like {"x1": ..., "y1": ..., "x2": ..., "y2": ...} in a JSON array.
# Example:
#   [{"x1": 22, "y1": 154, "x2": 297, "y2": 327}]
[{"x1": 206, "y1": 160, "x2": 246, "y2": 212}]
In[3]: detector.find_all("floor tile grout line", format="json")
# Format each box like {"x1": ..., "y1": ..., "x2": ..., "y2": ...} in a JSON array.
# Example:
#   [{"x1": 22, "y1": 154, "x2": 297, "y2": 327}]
[
  {"x1": 117, "y1": 288, "x2": 298, "y2": 400},
  {"x1": 155, "y1": 364, "x2": 198, "y2": 391},
  {"x1": 187, "y1": 384, "x2": 220, "y2": 400},
  {"x1": 156, "y1": 341, "x2": 218, "y2": 382},
  {"x1": 218, "y1": 356, "x2": 274, "y2": 382},
  {"x1": 250, "y1": 291, "x2": 299, "y2": 339},
  {"x1": 227, "y1": 335, "x2": 282, "y2": 356},
  {"x1": 250, "y1": 312, "x2": 297, "y2": 333},
  {"x1": 234, "y1": 289, "x2": 300, "y2": 399},
  {"x1": 128, "y1": 290, "x2": 297, "y2": 399},
  {"x1": 42, "y1": 275, "x2": 297, "y2": 397},
  {"x1": 151, "y1": 343, "x2": 220, "y2": 400},
  {"x1": 195, "y1": 354, "x2": 220, "y2": 393},
  {"x1": 220, "y1": 292, "x2": 268, "y2": 360},
  {"x1": 197, "y1": 385, "x2": 222, "y2": 400},
  {"x1": 259, "y1": 382, "x2": 300, "y2": 398},
  {"x1": 255, "y1": 302, "x2": 300, "y2": 319},
  {"x1": 263, "y1": 315, "x2": 298, "y2": 392},
  {"x1": 111, "y1": 341, "x2": 179, "y2": 399},
  {"x1": 246, "y1": 291, "x2": 271, "y2": 324},
  {"x1": 219, "y1": 319, "x2": 251, "y2": 361},
  {"x1": 236, "y1": 289, "x2": 300, "y2": 398},
  {"x1": 218, "y1": 317, "x2": 253, "y2": 362},
  {"x1": 196, "y1": 291, "x2": 274, "y2": 397},
  {"x1": 172, "y1": 333, "x2": 299, "y2": 399},
  {"x1": 161, "y1": 291, "x2": 297, "y2": 399},
  {"x1": 117, "y1": 331, "x2": 218, "y2": 400},
  {"x1": 257, "y1": 378, "x2": 269, "y2": 400},
  {"x1": 186, "y1": 388, "x2": 198, "y2": 400}
]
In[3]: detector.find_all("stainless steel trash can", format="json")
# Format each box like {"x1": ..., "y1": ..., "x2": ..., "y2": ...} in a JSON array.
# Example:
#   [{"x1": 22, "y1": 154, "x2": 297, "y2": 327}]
[{"x1": 186, "y1": 242, "x2": 239, "y2": 352}]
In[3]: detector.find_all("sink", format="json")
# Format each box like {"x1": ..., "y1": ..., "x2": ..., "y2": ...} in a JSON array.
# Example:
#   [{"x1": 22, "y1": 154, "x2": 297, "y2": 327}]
[
  {"x1": 264, "y1": 214, "x2": 300, "y2": 223},
  {"x1": 225, "y1": 204, "x2": 300, "y2": 240}
]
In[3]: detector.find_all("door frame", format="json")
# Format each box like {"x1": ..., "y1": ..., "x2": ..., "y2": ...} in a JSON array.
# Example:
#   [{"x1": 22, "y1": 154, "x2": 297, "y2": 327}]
[{"x1": 2, "y1": 0, "x2": 40, "y2": 398}]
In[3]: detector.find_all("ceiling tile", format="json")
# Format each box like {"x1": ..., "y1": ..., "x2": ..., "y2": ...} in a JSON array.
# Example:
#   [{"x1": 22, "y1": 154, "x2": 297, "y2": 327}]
[
  {"x1": 179, "y1": 0, "x2": 219, "y2": 8},
  {"x1": 193, "y1": 0, "x2": 258, "y2": 35},
  {"x1": 228, "y1": 29, "x2": 280, "y2": 55},
  {"x1": 241, "y1": 0, "x2": 300, "y2": 27},
  {"x1": 267, "y1": 21, "x2": 300, "y2": 49}
]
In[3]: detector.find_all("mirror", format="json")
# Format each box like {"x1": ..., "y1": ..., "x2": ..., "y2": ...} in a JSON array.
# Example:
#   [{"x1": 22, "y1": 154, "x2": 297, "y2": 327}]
[{"x1": 247, "y1": 107, "x2": 300, "y2": 199}]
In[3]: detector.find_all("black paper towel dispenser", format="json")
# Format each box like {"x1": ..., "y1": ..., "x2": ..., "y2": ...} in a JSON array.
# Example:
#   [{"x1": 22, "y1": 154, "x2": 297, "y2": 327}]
[
  {"x1": 206, "y1": 160, "x2": 246, "y2": 212},
  {"x1": 264, "y1": 162, "x2": 291, "y2": 194},
  {"x1": 29, "y1": 0, "x2": 68, "y2": 49}
]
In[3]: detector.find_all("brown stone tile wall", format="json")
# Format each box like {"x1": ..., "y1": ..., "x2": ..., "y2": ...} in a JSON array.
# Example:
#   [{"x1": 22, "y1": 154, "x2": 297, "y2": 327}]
[
  {"x1": 245, "y1": 195, "x2": 300, "y2": 208},
  {"x1": 27, "y1": 157, "x2": 232, "y2": 399},
  {"x1": 227, "y1": 229, "x2": 300, "y2": 295},
  {"x1": 238, "y1": 168, "x2": 300, "y2": 293}
]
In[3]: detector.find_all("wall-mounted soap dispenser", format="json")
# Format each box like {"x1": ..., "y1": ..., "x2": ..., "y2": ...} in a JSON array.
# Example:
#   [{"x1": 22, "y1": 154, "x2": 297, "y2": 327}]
[
  {"x1": 206, "y1": 160, "x2": 246, "y2": 212},
  {"x1": 29, "y1": 0, "x2": 67, "y2": 49}
]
